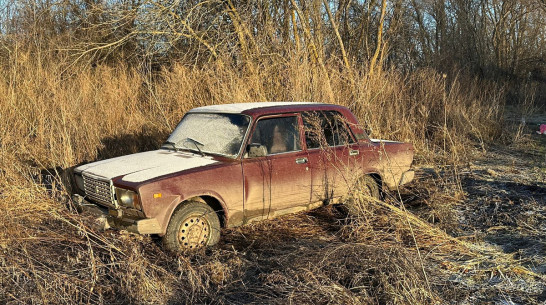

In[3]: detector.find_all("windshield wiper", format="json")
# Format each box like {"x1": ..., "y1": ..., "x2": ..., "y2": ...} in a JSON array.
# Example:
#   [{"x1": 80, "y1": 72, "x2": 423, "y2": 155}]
[
  {"x1": 162, "y1": 141, "x2": 179, "y2": 151},
  {"x1": 183, "y1": 137, "x2": 205, "y2": 157}
]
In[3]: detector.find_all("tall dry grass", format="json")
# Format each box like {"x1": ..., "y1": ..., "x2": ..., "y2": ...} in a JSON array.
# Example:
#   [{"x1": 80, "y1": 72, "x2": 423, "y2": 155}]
[
  {"x1": 0, "y1": 53, "x2": 509, "y2": 304},
  {"x1": 0, "y1": 55, "x2": 503, "y2": 171}
]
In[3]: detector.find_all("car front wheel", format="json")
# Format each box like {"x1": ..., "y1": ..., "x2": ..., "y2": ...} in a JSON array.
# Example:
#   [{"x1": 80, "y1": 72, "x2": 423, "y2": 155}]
[{"x1": 163, "y1": 201, "x2": 221, "y2": 252}]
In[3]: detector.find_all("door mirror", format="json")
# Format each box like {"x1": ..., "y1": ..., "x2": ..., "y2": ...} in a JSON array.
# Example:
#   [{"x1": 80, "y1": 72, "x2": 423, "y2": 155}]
[
  {"x1": 363, "y1": 126, "x2": 373, "y2": 138},
  {"x1": 247, "y1": 143, "x2": 267, "y2": 158}
]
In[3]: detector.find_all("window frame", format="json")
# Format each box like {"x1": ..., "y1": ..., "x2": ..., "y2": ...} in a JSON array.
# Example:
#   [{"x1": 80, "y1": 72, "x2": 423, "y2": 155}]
[
  {"x1": 244, "y1": 113, "x2": 305, "y2": 158},
  {"x1": 302, "y1": 110, "x2": 357, "y2": 150}
]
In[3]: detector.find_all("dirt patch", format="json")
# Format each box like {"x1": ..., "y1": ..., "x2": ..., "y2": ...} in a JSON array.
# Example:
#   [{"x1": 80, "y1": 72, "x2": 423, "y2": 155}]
[{"x1": 450, "y1": 141, "x2": 545, "y2": 303}]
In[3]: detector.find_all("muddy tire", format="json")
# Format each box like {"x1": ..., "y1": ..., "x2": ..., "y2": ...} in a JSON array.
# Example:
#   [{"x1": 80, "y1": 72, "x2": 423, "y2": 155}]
[
  {"x1": 356, "y1": 175, "x2": 380, "y2": 200},
  {"x1": 341, "y1": 175, "x2": 380, "y2": 215},
  {"x1": 163, "y1": 201, "x2": 221, "y2": 252}
]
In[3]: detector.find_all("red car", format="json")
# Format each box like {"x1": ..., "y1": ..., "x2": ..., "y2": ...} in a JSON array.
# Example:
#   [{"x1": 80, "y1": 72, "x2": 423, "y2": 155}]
[{"x1": 73, "y1": 102, "x2": 414, "y2": 251}]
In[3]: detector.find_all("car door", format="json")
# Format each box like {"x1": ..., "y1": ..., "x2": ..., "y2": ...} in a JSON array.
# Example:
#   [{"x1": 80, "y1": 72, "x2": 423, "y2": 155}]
[
  {"x1": 302, "y1": 111, "x2": 362, "y2": 202},
  {"x1": 241, "y1": 114, "x2": 312, "y2": 222}
]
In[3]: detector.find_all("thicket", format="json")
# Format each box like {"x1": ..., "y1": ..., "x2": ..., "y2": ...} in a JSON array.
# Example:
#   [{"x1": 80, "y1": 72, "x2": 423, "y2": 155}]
[{"x1": 0, "y1": 0, "x2": 544, "y2": 304}]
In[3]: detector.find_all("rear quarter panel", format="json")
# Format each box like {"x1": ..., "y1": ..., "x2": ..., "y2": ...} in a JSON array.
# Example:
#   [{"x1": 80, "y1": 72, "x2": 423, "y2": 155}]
[{"x1": 370, "y1": 141, "x2": 414, "y2": 189}]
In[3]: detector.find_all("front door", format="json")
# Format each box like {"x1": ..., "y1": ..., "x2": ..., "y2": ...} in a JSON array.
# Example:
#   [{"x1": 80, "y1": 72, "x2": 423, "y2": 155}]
[{"x1": 242, "y1": 115, "x2": 312, "y2": 222}]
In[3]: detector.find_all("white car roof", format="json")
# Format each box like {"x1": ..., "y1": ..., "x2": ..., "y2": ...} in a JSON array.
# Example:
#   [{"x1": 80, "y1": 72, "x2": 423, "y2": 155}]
[{"x1": 188, "y1": 102, "x2": 321, "y2": 114}]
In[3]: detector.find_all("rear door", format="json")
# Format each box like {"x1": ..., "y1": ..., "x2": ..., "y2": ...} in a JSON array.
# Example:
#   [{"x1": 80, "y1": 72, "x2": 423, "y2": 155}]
[
  {"x1": 303, "y1": 111, "x2": 362, "y2": 202},
  {"x1": 242, "y1": 114, "x2": 312, "y2": 221}
]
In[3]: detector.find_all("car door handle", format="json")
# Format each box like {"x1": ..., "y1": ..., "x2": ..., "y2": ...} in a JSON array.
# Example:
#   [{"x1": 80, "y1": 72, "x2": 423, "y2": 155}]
[
  {"x1": 295, "y1": 157, "x2": 308, "y2": 164},
  {"x1": 349, "y1": 149, "x2": 359, "y2": 156}
]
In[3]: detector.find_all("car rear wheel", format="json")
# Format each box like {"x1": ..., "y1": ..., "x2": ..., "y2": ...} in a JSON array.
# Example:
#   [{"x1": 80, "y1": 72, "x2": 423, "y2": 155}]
[
  {"x1": 341, "y1": 175, "x2": 380, "y2": 215},
  {"x1": 356, "y1": 175, "x2": 380, "y2": 200},
  {"x1": 163, "y1": 201, "x2": 221, "y2": 252}
]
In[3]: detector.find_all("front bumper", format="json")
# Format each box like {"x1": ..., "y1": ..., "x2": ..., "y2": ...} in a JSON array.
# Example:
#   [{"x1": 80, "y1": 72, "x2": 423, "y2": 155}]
[
  {"x1": 72, "y1": 194, "x2": 162, "y2": 235},
  {"x1": 399, "y1": 170, "x2": 415, "y2": 186}
]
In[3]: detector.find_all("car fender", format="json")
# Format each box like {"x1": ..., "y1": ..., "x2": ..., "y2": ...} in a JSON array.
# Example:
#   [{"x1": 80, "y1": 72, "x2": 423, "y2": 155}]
[{"x1": 158, "y1": 190, "x2": 229, "y2": 236}]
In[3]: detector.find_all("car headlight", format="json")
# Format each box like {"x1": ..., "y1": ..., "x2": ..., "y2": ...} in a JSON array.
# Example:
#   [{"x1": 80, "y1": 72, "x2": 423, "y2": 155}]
[{"x1": 115, "y1": 187, "x2": 142, "y2": 210}]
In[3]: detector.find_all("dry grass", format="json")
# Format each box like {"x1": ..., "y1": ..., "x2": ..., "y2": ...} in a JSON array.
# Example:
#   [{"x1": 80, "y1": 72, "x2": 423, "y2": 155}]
[
  {"x1": 1, "y1": 53, "x2": 532, "y2": 304},
  {"x1": 0, "y1": 54, "x2": 503, "y2": 169}
]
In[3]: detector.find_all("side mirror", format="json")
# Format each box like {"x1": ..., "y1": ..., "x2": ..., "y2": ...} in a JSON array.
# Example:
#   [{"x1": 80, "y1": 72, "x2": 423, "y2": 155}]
[
  {"x1": 247, "y1": 143, "x2": 267, "y2": 158},
  {"x1": 363, "y1": 126, "x2": 372, "y2": 139}
]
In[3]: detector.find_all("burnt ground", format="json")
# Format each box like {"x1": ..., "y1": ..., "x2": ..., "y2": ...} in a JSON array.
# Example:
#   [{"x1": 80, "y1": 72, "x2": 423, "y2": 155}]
[{"x1": 451, "y1": 136, "x2": 546, "y2": 304}]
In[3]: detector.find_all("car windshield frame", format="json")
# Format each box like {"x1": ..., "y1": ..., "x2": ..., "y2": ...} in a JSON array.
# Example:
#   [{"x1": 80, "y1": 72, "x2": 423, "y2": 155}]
[{"x1": 163, "y1": 112, "x2": 252, "y2": 159}]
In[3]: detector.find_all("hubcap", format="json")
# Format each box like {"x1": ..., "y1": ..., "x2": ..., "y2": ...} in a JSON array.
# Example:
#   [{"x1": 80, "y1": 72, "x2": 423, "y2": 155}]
[{"x1": 178, "y1": 215, "x2": 209, "y2": 249}]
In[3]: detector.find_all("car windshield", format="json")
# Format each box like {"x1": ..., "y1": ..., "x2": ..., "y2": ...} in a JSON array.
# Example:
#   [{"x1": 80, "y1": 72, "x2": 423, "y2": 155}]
[{"x1": 164, "y1": 113, "x2": 250, "y2": 158}]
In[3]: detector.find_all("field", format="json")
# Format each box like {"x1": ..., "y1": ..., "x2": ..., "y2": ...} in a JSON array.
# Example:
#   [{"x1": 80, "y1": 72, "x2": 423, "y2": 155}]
[
  {"x1": 0, "y1": 55, "x2": 544, "y2": 304},
  {"x1": 1, "y1": 0, "x2": 545, "y2": 302}
]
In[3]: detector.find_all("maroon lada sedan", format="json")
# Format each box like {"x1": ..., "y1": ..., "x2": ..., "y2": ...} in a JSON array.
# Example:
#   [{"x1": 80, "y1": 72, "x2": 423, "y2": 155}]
[{"x1": 72, "y1": 102, "x2": 414, "y2": 251}]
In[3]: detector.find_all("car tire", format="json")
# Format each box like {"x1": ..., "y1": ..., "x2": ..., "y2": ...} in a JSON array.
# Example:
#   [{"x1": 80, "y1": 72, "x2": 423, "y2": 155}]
[
  {"x1": 341, "y1": 175, "x2": 380, "y2": 215},
  {"x1": 357, "y1": 175, "x2": 380, "y2": 200},
  {"x1": 163, "y1": 201, "x2": 221, "y2": 252}
]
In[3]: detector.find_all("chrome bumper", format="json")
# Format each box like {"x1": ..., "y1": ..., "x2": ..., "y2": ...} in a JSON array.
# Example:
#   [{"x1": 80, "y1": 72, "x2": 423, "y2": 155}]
[{"x1": 72, "y1": 194, "x2": 162, "y2": 235}]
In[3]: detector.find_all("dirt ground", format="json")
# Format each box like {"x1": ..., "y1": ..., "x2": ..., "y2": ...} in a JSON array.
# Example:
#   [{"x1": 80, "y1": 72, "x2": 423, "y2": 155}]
[{"x1": 446, "y1": 134, "x2": 546, "y2": 304}]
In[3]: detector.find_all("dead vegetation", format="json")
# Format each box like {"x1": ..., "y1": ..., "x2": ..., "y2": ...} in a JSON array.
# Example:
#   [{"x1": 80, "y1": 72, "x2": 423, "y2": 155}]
[
  {"x1": 2, "y1": 141, "x2": 545, "y2": 304},
  {"x1": 1, "y1": 0, "x2": 545, "y2": 302},
  {"x1": 0, "y1": 52, "x2": 544, "y2": 304}
]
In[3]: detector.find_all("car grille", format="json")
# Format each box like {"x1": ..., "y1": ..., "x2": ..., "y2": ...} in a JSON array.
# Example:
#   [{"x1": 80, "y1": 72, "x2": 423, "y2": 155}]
[{"x1": 82, "y1": 174, "x2": 115, "y2": 208}]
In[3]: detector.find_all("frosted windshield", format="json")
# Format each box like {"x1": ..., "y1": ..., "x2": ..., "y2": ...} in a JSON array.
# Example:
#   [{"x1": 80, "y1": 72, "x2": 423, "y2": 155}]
[{"x1": 166, "y1": 113, "x2": 250, "y2": 157}]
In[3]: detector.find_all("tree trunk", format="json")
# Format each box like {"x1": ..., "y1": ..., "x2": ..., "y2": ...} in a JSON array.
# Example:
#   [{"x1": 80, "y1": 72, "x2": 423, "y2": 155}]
[{"x1": 369, "y1": 0, "x2": 387, "y2": 76}]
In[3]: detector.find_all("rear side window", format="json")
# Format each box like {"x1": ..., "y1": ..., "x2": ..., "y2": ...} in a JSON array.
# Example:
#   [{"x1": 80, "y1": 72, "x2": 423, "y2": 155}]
[
  {"x1": 250, "y1": 116, "x2": 301, "y2": 155},
  {"x1": 302, "y1": 111, "x2": 355, "y2": 149}
]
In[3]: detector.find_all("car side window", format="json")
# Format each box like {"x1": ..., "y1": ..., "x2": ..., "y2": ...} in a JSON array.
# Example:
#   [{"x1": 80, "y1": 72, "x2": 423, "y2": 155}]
[
  {"x1": 249, "y1": 116, "x2": 301, "y2": 155},
  {"x1": 302, "y1": 112, "x2": 322, "y2": 149},
  {"x1": 302, "y1": 111, "x2": 355, "y2": 149}
]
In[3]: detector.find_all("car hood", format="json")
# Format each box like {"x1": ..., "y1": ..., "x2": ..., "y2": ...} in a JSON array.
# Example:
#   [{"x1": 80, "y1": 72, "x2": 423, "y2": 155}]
[{"x1": 74, "y1": 149, "x2": 220, "y2": 183}]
